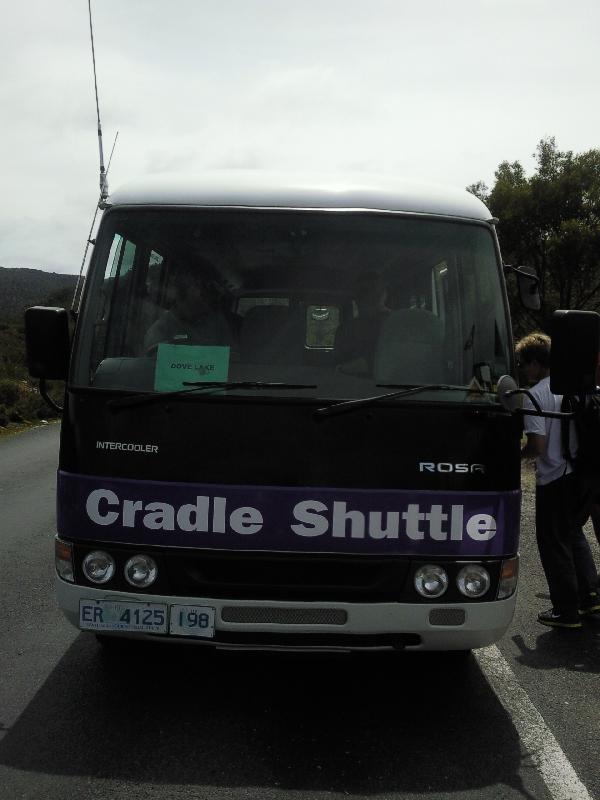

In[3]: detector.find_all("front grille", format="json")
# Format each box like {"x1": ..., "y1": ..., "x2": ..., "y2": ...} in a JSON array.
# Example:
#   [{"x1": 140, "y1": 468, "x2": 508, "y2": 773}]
[
  {"x1": 429, "y1": 608, "x2": 466, "y2": 626},
  {"x1": 167, "y1": 552, "x2": 411, "y2": 602},
  {"x1": 221, "y1": 606, "x2": 347, "y2": 625}
]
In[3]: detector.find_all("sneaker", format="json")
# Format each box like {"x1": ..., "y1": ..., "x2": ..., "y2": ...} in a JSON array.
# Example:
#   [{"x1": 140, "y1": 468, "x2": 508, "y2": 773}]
[
  {"x1": 537, "y1": 608, "x2": 583, "y2": 629},
  {"x1": 579, "y1": 592, "x2": 600, "y2": 616}
]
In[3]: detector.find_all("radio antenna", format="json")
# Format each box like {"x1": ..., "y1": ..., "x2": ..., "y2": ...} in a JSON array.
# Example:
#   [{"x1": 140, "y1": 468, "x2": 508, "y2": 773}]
[
  {"x1": 71, "y1": 3, "x2": 117, "y2": 314},
  {"x1": 71, "y1": 131, "x2": 118, "y2": 313},
  {"x1": 88, "y1": 0, "x2": 108, "y2": 200}
]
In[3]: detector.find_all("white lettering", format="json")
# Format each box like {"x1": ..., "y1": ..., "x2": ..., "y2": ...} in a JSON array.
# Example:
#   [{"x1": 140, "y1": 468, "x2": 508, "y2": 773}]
[
  {"x1": 450, "y1": 505, "x2": 464, "y2": 540},
  {"x1": 213, "y1": 497, "x2": 227, "y2": 534},
  {"x1": 86, "y1": 489, "x2": 119, "y2": 526},
  {"x1": 95, "y1": 441, "x2": 159, "y2": 454},
  {"x1": 122, "y1": 499, "x2": 143, "y2": 527},
  {"x1": 82, "y1": 489, "x2": 500, "y2": 546},
  {"x1": 291, "y1": 501, "x2": 329, "y2": 536},
  {"x1": 176, "y1": 497, "x2": 210, "y2": 532},
  {"x1": 143, "y1": 502, "x2": 175, "y2": 531},
  {"x1": 229, "y1": 506, "x2": 263, "y2": 534},
  {"x1": 368, "y1": 511, "x2": 399, "y2": 539},
  {"x1": 425, "y1": 505, "x2": 448, "y2": 540},
  {"x1": 418, "y1": 462, "x2": 486, "y2": 474},
  {"x1": 402, "y1": 504, "x2": 425, "y2": 540},
  {"x1": 332, "y1": 502, "x2": 365, "y2": 538},
  {"x1": 466, "y1": 513, "x2": 497, "y2": 541}
]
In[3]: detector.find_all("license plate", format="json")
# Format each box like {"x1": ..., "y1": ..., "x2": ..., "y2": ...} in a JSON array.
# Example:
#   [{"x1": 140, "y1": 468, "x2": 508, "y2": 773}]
[
  {"x1": 79, "y1": 600, "x2": 168, "y2": 633},
  {"x1": 170, "y1": 605, "x2": 216, "y2": 638}
]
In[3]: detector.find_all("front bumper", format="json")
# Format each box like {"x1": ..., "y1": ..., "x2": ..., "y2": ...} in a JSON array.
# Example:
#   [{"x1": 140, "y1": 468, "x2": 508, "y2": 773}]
[{"x1": 57, "y1": 577, "x2": 517, "y2": 652}]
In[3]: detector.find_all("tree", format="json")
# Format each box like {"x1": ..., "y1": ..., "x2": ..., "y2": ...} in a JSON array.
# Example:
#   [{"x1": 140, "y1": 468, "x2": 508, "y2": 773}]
[{"x1": 468, "y1": 138, "x2": 600, "y2": 336}]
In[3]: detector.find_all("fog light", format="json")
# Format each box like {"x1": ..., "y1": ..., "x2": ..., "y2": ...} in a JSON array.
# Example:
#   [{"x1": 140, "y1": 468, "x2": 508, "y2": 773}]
[
  {"x1": 414, "y1": 565, "x2": 448, "y2": 598},
  {"x1": 457, "y1": 564, "x2": 491, "y2": 598},
  {"x1": 82, "y1": 550, "x2": 115, "y2": 584},
  {"x1": 498, "y1": 556, "x2": 519, "y2": 599},
  {"x1": 55, "y1": 537, "x2": 74, "y2": 582},
  {"x1": 124, "y1": 554, "x2": 158, "y2": 588}
]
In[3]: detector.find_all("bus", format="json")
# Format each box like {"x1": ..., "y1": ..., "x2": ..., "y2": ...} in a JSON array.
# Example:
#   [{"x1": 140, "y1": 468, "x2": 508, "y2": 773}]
[{"x1": 26, "y1": 173, "x2": 538, "y2": 652}]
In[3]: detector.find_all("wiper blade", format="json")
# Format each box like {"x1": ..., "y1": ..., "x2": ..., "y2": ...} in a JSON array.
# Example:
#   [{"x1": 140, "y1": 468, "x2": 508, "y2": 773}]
[
  {"x1": 182, "y1": 381, "x2": 316, "y2": 390},
  {"x1": 314, "y1": 384, "x2": 463, "y2": 419},
  {"x1": 109, "y1": 381, "x2": 317, "y2": 411}
]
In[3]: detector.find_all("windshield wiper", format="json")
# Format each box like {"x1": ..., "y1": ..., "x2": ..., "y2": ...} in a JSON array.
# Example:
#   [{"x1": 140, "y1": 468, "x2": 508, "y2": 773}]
[
  {"x1": 314, "y1": 384, "x2": 479, "y2": 419},
  {"x1": 109, "y1": 381, "x2": 317, "y2": 411}
]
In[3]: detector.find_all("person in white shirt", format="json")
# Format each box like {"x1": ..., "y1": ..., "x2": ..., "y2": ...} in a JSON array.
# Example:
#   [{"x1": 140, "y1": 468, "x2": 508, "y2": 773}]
[{"x1": 517, "y1": 332, "x2": 600, "y2": 629}]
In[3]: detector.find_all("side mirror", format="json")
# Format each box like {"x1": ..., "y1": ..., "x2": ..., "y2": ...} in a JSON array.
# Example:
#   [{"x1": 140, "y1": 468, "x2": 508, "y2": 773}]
[
  {"x1": 496, "y1": 374, "x2": 520, "y2": 411},
  {"x1": 25, "y1": 306, "x2": 71, "y2": 380},
  {"x1": 516, "y1": 266, "x2": 541, "y2": 311},
  {"x1": 550, "y1": 309, "x2": 600, "y2": 395}
]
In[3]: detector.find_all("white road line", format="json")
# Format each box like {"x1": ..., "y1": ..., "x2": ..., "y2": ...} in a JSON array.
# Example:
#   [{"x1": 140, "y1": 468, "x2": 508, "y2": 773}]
[{"x1": 475, "y1": 645, "x2": 593, "y2": 800}]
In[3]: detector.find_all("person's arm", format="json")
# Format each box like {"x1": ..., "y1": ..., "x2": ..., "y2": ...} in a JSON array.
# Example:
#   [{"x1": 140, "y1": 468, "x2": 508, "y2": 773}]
[
  {"x1": 522, "y1": 432, "x2": 547, "y2": 458},
  {"x1": 521, "y1": 386, "x2": 547, "y2": 458}
]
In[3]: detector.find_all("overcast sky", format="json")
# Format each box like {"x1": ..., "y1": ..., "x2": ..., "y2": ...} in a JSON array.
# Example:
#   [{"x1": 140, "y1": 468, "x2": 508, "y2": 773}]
[{"x1": 2, "y1": 0, "x2": 599, "y2": 274}]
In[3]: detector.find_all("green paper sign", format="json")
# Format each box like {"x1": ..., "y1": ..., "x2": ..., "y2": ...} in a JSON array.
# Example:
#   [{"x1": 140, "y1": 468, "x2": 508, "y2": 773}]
[{"x1": 154, "y1": 344, "x2": 230, "y2": 391}]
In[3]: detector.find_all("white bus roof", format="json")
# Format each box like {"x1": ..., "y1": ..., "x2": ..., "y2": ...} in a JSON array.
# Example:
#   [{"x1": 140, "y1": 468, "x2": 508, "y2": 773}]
[{"x1": 106, "y1": 171, "x2": 492, "y2": 221}]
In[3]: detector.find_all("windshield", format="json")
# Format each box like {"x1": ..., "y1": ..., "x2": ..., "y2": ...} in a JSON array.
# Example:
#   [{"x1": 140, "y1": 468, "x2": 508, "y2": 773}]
[{"x1": 72, "y1": 208, "x2": 510, "y2": 401}]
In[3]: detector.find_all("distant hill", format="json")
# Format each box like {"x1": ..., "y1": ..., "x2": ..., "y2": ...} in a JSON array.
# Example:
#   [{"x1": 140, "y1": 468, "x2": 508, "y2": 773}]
[{"x1": 0, "y1": 267, "x2": 78, "y2": 320}]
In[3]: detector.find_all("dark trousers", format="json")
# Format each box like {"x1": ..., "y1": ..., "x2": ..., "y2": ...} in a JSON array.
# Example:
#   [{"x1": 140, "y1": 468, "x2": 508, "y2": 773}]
[
  {"x1": 589, "y1": 501, "x2": 600, "y2": 547},
  {"x1": 536, "y1": 473, "x2": 598, "y2": 615}
]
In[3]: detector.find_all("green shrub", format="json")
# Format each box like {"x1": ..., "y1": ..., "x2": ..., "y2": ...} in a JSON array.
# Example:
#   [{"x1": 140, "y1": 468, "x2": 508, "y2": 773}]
[
  {"x1": 0, "y1": 377, "x2": 62, "y2": 423},
  {"x1": 0, "y1": 379, "x2": 21, "y2": 407}
]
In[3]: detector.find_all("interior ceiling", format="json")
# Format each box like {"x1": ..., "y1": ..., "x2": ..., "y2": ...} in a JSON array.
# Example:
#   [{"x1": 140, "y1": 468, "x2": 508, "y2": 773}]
[{"x1": 122, "y1": 208, "x2": 461, "y2": 291}]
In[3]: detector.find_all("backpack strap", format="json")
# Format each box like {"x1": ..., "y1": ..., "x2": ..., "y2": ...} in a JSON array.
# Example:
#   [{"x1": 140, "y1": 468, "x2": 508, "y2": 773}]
[{"x1": 560, "y1": 395, "x2": 575, "y2": 464}]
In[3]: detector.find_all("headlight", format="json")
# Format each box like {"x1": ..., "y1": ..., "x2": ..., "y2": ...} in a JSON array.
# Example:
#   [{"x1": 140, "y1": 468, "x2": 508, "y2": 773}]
[
  {"x1": 414, "y1": 565, "x2": 448, "y2": 598},
  {"x1": 124, "y1": 554, "x2": 158, "y2": 588},
  {"x1": 82, "y1": 550, "x2": 115, "y2": 584},
  {"x1": 457, "y1": 564, "x2": 491, "y2": 598}
]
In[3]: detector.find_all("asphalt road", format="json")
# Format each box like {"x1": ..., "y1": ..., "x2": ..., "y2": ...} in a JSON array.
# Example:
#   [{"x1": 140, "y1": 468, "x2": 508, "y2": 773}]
[{"x1": 0, "y1": 424, "x2": 599, "y2": 800}]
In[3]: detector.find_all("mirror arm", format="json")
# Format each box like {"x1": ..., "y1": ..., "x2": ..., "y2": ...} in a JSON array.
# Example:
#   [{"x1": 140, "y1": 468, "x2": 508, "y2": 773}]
[
  {"x1": 503, "y1": 264, "x2": 540, "y2": 285},
  {"x1": 502, "y1": 388, "x2": 573, "y2": 419},
  {"x1": 519, "y1": 407, "x2": 573, "y2": 420},
  {"x1": 39, "y1": 378, "x2": 64, "y2": 414}
]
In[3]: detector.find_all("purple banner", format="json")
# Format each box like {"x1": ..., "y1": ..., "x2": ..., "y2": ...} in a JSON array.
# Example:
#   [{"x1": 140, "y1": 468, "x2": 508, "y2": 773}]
[{"x1": 57, "y1": 471, "x2": 520, "y2": 557}]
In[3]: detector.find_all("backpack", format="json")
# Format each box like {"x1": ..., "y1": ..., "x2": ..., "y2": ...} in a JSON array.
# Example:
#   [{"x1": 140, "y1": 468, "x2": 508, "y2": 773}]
[
  {"x1": 560, "y1": 394, "x2": 600, "y2": 527},
  {"x1": 561, "y1": 394, "x2": 600, "y2": 477}
]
